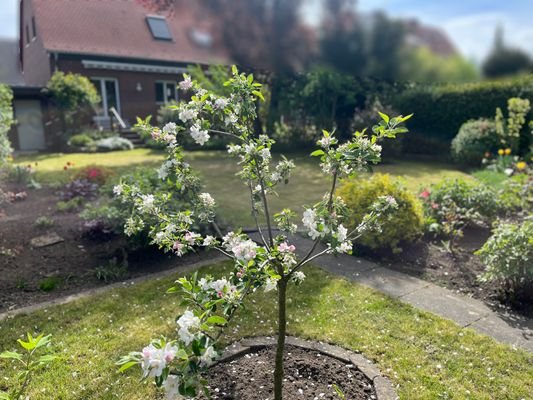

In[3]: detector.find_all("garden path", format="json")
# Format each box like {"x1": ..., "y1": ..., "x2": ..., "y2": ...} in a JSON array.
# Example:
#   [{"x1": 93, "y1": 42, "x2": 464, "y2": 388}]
[{"x1": 252, "y1": 231, "x2": 533, "y2": 352}]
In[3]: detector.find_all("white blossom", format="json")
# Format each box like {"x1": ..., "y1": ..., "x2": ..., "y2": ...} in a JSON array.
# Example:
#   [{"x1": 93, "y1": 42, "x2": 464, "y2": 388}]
[
  {"x1": 214, "y1": 98, "x2": 229, "y2": 109},
  {"x1": 202, "y1": 235, "x2": 216, "y2": 247},
  {"x1": 179, "y1": 75, "x2": 193, "y2": 91},
  {"x1": 162, "y1": 122, "x2": 177, "y2": 135},
  {"x1": 199, "y1": 192, "x2": 216, "y2": 208},
  {"x1": 232, "y1": 240, "x2": 258, "y2": 262},
  {"x1": 264, "y1": 278, "x2": 278, "y2": 292},
  {"x1": 200, "y1": 345, "x2": 218, "y2": 367},
  {"x1": 179, "y1": 108, "x2": 197, "y2": 122},
  {"x1": 113, "y1": 184, "x2": 123, "y2": 196},
  {"x1": 177, "y1": 311, "x2": 200, "y2": 345},
  {"x1": 292, "y1": 271, "x2": 306, "y2": 283},
  {"x1": 190, "y1": 124, "x2": 210, "y2": 146}
]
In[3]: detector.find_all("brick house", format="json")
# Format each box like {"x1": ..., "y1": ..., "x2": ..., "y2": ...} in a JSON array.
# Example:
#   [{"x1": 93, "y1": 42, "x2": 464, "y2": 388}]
[{"x1": 6, "y1": 0, "x2": 229, "y2": 151}]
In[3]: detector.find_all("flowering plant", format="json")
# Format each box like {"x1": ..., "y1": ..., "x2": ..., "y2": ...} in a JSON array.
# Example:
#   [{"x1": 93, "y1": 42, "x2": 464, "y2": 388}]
[
  {"x1": 482, "y1": 148, "x2": 529, "y2": 176},
  {"x1": 117, "y1": 68, "x2": 411, "y2": 399}
]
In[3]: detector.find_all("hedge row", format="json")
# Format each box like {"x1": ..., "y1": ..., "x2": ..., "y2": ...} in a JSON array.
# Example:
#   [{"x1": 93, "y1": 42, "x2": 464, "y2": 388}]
[{"x1": 391, "y1": 75, "x2": 533, "y2": 150}]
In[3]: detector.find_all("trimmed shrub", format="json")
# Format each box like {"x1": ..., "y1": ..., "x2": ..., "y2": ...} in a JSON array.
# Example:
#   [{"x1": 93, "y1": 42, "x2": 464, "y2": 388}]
[
  {"x1": 451, "y1": 119, "x2": 499, "y2": 166},
  {"x1": 392, "y1": 76, "x2": 533, "y2": 153},
  {"x1": 95, "y1": 137, "x2": 134, "y2": 152},
  {"x1": 337, "y1": 174, "x2": 424, "y2": 251},
  {"x1": 67, "y1": 133, "x2": 95, "y2": 151},
  {"x1": 476, "y1": 220, "x2": 533, "y2": 302},
  {"x1": 423, "y1": 178, "x2": 501, "y2": 224}
]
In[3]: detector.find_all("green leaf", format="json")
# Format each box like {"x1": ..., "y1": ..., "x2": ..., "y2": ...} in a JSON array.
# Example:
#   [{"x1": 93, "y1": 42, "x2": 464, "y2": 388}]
[
  {"x1": 37, "y1": 355, "x2": 57, "y2": 364},
  {"x1": 0, "y1": 351, "x2": 22, "y2": 361},
  {"x1": 252, "y1": 90, "x2": 265, "y2": 101},
  {"x1": 378, "y1": 111, "x2": 389, "y2": 123},
  {"x1": 118, "y1": 361, "x2": 138, "y2": 373},
  {"x1": 206, "y1": 316, "x2": 227, "y2": 326},
  {"x1": 231, "y1": 65, "x2": 238, "y2": 75},
  {"x1": 0, "y1": 390, "x2": 11, "y2": 400},
  {"x1": 310, "y1": 149, "x2": 325, "y2": 157}
]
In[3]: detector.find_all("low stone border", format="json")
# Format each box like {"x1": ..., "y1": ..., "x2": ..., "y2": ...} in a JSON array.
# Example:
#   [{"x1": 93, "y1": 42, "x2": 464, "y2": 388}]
[{"x1": 218, "y1": 336, "x2": 398, "y2": 400}]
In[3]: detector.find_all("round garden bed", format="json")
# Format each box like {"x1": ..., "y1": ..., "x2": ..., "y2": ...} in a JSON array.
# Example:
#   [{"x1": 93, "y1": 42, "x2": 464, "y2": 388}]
[{"x1": 200, "y1": 336, "x2": 397, "y2": 400}]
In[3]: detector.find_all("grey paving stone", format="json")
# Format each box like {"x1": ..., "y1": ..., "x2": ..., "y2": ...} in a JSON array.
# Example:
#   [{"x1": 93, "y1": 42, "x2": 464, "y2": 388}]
[
  {"x1": 351, "y1": 267, "x2": 431, "y2": 298},
  {"x1": 469, "y1": 314, "x2": 533, "y2": 352},
  {"x1": 401, "y1": 284, "x2": 492, "y2": 327}
]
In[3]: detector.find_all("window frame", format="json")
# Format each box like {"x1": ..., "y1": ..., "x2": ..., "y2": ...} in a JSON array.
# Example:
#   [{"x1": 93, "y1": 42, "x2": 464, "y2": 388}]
[
  {"x1": 146, "y1": 15, "x2": 173, "y2": 41},
  {"x1": 155, "y1": 80, "x2": 178, "y2": 105},
  {"x1": 90, "y1": 77, "x2": 121, "y2": 117}
]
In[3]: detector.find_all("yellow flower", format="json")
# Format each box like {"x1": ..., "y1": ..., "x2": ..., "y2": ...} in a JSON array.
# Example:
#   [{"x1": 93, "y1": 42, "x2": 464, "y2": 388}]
[
  {"x1": 516, "y1": 161, "x2": 527, "y2": 170},
  {"x1": 504, "y1": 148, "x2": 511, "y2": 155},
  {"x1": 498, "y1": 149, "x2": 504, "y2": 155}
]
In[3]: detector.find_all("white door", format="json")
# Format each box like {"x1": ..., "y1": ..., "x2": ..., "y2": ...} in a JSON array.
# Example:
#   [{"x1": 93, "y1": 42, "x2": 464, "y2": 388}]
[{"x1": 15, "y1": 100, "x2": 45, "y2": 151}]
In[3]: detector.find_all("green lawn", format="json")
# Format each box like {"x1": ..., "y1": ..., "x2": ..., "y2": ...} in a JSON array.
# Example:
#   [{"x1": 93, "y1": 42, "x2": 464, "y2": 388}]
[
  {"x1": 14, "y1": 149, "x2": 472, "y2": 227},
  {"x1": 0, "y1": 262, "x2": 531, "y2": 399}
]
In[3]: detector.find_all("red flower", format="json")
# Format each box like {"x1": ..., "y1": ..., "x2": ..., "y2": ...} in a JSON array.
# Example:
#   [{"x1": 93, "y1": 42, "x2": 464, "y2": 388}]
[
  {"x1": 431, "y1": 202, "x2": 439, "y2": 209},
  {"x1": 64, "y1": 166, "x2": 68, "y2": 171},
  {"x1": 88, "y1": 169, "x2": 99, "y2": 178},
  {"x1": 419, "y1": 189, "x2": 430, "y2": 199}
]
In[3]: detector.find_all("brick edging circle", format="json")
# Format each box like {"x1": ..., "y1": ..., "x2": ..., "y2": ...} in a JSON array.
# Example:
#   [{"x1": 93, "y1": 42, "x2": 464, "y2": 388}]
[{"x1": 217, "y1": 336, "x2": 399, "y2": 400}]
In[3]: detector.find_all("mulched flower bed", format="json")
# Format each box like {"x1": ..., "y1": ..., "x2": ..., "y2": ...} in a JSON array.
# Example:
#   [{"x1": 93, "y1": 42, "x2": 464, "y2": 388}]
[
  {"x1": 371, "y1": 225, "x2": 533, "y2": 318},
  {"x1": 201, "y1": 345, "x2": 376, "y2": 400},
  {"x1": 0, "y1": 185, "x2": 211, "y2": 312}
]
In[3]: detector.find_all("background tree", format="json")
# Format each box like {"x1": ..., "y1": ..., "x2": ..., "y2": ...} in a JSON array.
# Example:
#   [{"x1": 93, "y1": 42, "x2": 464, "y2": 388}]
[
  {"x1": 482, "y1": 26, "x2": 532, "y2": 78},
  {"x1": 46, "y1": 72, "x2": 100, "y2": 140},
  {"x1": 0, "y1": 84, "x2": 14, "y2": 167}
]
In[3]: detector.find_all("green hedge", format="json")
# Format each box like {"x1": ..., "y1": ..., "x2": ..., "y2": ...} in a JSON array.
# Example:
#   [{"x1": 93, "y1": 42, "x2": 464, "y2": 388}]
[{"x1": 392, "y1": 75, "x2": 533, "y2": 152}]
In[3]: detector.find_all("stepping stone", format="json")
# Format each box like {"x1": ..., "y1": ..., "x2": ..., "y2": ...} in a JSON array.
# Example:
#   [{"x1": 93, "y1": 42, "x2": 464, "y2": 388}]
[{"x1": 30, "y1": 232, "x2": 64, "y2": 248}]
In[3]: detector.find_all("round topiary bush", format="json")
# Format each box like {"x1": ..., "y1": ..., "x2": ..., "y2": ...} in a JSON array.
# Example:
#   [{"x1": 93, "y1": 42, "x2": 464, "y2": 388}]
[
  {"x1": 451, "y1": 118, "x2": 499, "y2": 166},
  {"x1": 337, "y1": 173, "x2": 424, "y2": 251}
]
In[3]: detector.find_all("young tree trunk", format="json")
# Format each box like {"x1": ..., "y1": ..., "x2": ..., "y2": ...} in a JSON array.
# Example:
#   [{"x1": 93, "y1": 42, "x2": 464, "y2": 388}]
[{"x1": 273, "y1": 277, "x2": 288, "y2": 400}]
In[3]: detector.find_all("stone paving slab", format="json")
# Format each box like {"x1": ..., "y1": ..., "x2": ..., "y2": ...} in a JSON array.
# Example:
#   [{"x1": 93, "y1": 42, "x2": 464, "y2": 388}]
[
  {"x1": 351, "y1": 266, "x2": 431, "y2": 298},
  {"x1": 400, "y1": 284, "x2": 493, "y2": 328},
  {"x1": 470, "y1": 314, "x2": 533, "y2": 351}
]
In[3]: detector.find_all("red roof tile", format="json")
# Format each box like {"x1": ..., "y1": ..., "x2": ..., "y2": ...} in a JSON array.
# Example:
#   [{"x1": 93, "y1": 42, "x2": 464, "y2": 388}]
[{"x1": 31, "y1": 0, "x2": 230, "y2": 65}]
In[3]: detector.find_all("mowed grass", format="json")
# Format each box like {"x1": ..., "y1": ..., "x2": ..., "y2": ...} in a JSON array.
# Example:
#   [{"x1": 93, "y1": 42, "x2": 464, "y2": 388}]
[
  {"x1": 0, "y1": 262, "x2": 531, "y2": 399},
  {"x1": 15, "y1": 149, "x2": 472, "y2": 227}
]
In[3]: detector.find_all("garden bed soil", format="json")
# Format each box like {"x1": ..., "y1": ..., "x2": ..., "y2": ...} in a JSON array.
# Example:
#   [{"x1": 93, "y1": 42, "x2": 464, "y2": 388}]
[
  {"x1": 372, "y1": 225, "x2": 533, "y2": 318},
  {"x1": 201, "y1": 345, "x2": 376, "y2": 400},
  {"x1": 0, "y1": 185, "x2": 212, "y2": 313}
]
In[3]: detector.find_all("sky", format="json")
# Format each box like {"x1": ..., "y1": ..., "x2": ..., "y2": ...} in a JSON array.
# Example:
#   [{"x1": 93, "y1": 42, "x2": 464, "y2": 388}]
[{"x1": 1, "y1": 0, "x2": 532, "y2": 63}]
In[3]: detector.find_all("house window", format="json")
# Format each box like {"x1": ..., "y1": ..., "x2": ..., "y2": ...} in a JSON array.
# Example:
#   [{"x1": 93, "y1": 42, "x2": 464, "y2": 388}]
[
  {"x1": 146, "y1": 16, "x2": 172, "y2": 40},
  {"x1": 155, "y1": 81, "x2": 177, "y2": 104},
  {"x1": 90, "y1": 78, "x2": 121, "y2": 117},
  {"x1": 25, "y1": 25, "x2": 30, "y2": 44},
  {"x1": 31, "y1": 17, "x2": 37, "y2": 39}
]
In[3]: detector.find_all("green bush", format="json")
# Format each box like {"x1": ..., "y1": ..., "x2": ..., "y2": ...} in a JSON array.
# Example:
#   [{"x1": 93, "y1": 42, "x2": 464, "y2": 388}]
[
  {"x1": 337, "y1": 174, "x2": 424, "y2": 251},
  {"x1": 0, "y1": 84, "x2": 14, "y2": 166},
  {"x1": 451, "y1": 119, "x2": 499, "y2": 166},
  {"x1": 498, "y1": 174, "x2": 533, "y2": 212},
  {"x1": 67, "y1": 133, "x2": 95, "y2": 151},
  {"x1": 476, "y1": 220, "x2": 533, "y2": 301},
  {"x1": 424, "y1": 178, "x2": 501, "y2": 223},
  {"x1": 392, "y1": 76, "x2": 533, "y2": 153}
]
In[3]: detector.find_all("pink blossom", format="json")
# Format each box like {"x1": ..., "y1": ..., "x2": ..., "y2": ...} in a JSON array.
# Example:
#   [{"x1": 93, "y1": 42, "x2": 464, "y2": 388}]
[
  {"x1": 278, "y1": 242, "x2": 296, "y2": 253},
  {"x1": 172, "y1": 241, "x2": 185, "y2": 256},
  {"x1": 419, "y1": 189, "x2": 430, "y2": 199}
]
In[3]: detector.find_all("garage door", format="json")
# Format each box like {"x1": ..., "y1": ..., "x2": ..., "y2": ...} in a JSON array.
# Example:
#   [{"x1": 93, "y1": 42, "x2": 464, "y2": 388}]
[{"x1": 15, "y1": 100, "x2": 45, "y2": 151}]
